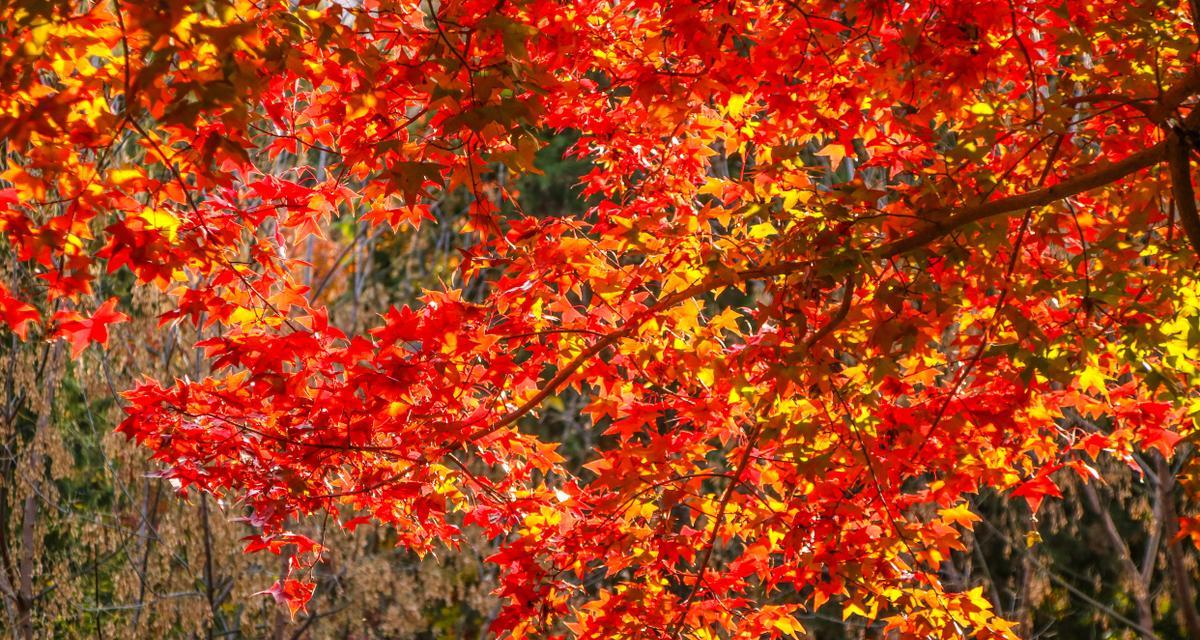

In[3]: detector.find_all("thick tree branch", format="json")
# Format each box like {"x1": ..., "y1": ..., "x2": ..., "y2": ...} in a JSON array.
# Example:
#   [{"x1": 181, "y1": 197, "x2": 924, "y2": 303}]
[
  {"x1": 881, "y1": 68, "x2": 1200, "y2": 258},
  {"x1": 1166, "y1": 130, "x2": 1200, "y2": 255},
  {"x1": 459, "y1": 72, "x2": 1200, "y2": 467},
  {"x1": 878, "y1": 144, "x2": 1168, "y2": 257},
  {"x1": 802, "y1": 273, "x2": 855, "y2": 349},
  {"x1": 468, "y1": 122, "x2": 1180, "y2": 444},
  {"x1": 1157, "y1": 456, "x2": 1200, "y2": 638}
]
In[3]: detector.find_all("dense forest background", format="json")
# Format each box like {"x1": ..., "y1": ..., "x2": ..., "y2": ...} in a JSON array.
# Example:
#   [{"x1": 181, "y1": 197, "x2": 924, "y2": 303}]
[{"x1": 2, "y1": 125, "x2": 1198, "y2": 639}]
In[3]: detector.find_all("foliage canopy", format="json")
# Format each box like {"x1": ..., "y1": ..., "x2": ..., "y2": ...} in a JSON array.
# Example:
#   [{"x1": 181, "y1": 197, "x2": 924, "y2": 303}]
[{"x1": 4, "y1": 0, "x2": 1200, "y2": 637}]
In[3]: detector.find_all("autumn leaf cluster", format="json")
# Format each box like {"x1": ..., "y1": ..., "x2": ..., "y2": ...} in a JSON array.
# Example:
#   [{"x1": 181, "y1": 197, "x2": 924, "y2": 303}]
[{"x1": 3, "y1": 0, "x2": 1200, "y2": 638}]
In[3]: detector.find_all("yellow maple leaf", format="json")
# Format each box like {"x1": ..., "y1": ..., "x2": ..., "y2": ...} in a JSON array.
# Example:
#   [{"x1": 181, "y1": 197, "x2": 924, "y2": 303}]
[
  {"x1": 1077, "y1": 365, "x2": 1108, "y2": 399},
  {"x1": 939, "y1": 503, "x2": 982, "y2": 529}
]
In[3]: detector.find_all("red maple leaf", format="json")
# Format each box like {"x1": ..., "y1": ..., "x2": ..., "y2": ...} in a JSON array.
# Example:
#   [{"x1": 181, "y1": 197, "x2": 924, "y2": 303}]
[
  {"x1": 0, "y1": 285, "x2": 39, "y2": 339},
  {"x1": 1010, "y1": 471, "x2": 1064, "y2": 515},
  {"x1": 255, "y1": 578, "x2": 315, "y2": 618},
  {"x1": 53, "y1": 297, "x2": 129, "y2": 358}
]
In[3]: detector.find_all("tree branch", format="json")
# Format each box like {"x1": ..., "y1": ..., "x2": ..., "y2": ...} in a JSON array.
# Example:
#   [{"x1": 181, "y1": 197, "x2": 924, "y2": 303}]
[
  {"x1": 881, "y1": 67, "x2": 1200, "y2": 258},
  {"x1": 1079, "y1": 480, "x2": 1156, "y2": 638},
  {"x1": 1166, "y1": 129, "x2": 1200, "y2": 255},
  {"x1": 1157, "y1": 456, "x2": 1200, "y2": 638},
  {"x1": 878, "y1": 144, "x2": 1168, "y2": 257}
]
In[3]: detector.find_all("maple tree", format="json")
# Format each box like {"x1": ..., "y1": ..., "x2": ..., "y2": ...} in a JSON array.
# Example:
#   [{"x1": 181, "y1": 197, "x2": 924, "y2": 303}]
[{"x1": 4, "y1": 0, "x2": 1200, "y2": 637}]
